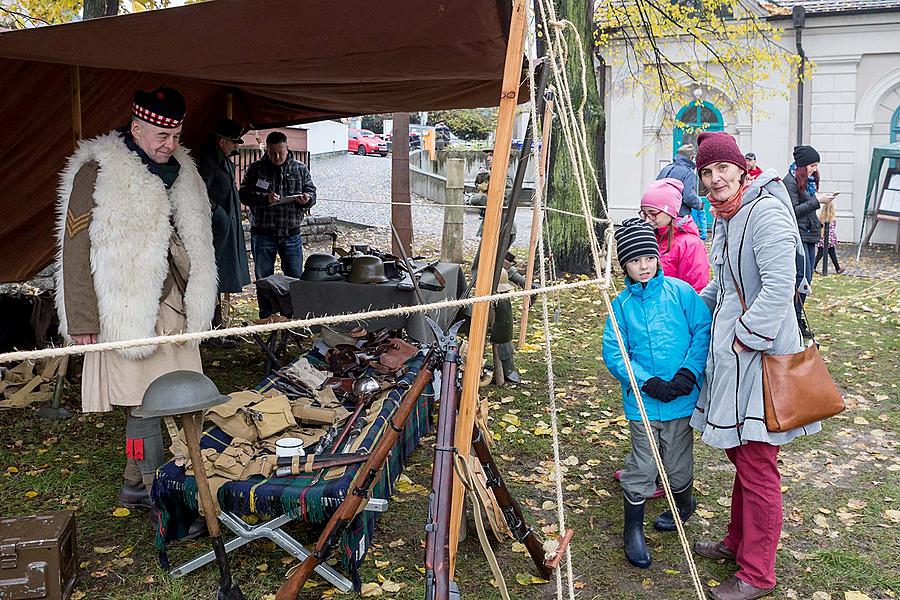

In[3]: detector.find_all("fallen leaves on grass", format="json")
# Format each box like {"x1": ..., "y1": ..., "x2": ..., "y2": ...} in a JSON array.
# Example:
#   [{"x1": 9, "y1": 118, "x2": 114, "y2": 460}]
[{"x1": 112, "y1": 507, "x2": 131, "y2": 517}]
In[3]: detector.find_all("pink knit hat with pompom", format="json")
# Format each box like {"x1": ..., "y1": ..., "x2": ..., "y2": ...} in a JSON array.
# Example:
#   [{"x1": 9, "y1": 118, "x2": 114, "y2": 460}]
[{"x1": 640, "y1": 178, "x2": 683, "y2": 218}]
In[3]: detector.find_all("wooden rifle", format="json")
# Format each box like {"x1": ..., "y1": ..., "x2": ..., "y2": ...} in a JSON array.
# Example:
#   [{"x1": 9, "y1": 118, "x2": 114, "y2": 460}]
[
  {"x1": 471, "y1": 424, "x2": 573, "y2": 579},
  {"x1": 423, "y1": 319, "x2": 464, "y2": 600},
  {"x1": 275, "y1": 348, "x2": 436, "y2": 600}
]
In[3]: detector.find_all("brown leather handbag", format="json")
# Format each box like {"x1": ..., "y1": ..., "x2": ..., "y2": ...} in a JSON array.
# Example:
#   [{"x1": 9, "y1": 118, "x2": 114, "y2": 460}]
[{"x1": 729, "y1": 268, "x2": 845, "y2": 432}]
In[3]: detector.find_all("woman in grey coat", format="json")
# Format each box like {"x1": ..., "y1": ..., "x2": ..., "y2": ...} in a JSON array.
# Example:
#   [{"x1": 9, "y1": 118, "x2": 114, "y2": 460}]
[{"x1": 688, "y1": 132, "x2": 820, "y2": 600}]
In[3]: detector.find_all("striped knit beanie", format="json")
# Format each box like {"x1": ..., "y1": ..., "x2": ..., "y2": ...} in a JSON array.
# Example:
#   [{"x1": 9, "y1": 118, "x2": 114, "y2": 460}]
[{"x1": 615, "y1": 218, "x2": 659, "y2": 268}]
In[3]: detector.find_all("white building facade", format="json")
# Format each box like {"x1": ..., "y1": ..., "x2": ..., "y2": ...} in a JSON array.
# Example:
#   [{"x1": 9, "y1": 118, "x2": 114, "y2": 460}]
[{"x1": 603, "y1": 0, "x2": 900, "y2": 243}]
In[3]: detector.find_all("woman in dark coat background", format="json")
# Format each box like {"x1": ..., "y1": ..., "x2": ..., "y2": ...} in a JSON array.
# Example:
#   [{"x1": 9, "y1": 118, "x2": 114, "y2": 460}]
[{"x1": 783, "y1": 145, "x2": 835, "y2": 337}]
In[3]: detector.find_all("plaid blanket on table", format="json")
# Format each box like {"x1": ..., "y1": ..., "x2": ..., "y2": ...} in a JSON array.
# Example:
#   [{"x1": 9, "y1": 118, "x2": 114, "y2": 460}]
[{"x1": 151, "y1": 352, "x2": 434, "y2": 590}]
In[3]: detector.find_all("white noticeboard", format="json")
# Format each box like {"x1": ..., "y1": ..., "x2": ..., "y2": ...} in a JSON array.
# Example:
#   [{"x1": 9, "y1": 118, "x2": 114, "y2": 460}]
[{"x1": 879, "y1": 174, "x2": 900, "y2": 216}]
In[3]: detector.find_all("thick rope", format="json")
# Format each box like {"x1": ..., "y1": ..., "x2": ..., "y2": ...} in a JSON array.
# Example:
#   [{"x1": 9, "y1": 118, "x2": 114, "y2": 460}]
[
  {"x1": 527, "y1": 2, "x2": 705, "y2": 597},
  {"x1": 0, "y1": 277, "x2": 606, "y2": 364}
]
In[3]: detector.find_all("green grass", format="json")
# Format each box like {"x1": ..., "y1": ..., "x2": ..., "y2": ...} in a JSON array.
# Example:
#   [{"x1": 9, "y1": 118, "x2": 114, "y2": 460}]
[{"x1": 1, "y1": 270, "x2": 898, "y2": 599}]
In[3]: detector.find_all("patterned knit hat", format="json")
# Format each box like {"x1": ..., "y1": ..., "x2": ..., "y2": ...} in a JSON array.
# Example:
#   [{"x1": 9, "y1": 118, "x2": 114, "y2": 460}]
[
  {"x1": 615, "y1": 218, "x2": 659, "y2": 268},
  {"x1": 695, "y1": 131, "x2": 746, "y2": 173}
]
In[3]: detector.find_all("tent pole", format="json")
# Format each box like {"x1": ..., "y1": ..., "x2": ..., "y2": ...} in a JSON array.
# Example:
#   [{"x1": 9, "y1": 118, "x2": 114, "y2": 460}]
[
  {"x1": 226, "y1": 92, "x2": 233, "y2": 119},
  {"x1": 391, "y1": 112, "x2": 413, "y2": 255},
  {"x1": 517, "y1": 93, "x2": 554, "y2": 349},
  {"x1": 448, "y1": 0, "x2": 527, "y2": 577},
  {"x1": 71, "y1": 65, "x2": 82, "y2": 146}
]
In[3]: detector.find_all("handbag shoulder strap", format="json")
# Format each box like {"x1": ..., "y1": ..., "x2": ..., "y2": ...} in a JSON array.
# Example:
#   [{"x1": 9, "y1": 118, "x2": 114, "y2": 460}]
[{"x1": 723, "y1": 237, "x2": 749, "y2": 313}]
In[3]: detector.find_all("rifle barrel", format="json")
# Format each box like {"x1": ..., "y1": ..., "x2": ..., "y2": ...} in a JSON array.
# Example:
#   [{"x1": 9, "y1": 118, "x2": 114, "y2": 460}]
[{"x1": 276, "y1": 350, "x2": 435, "y2": 600}]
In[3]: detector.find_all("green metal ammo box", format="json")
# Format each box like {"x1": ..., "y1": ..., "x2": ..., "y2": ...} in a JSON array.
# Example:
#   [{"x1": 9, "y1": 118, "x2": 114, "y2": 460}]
[{"x1": 0, "y1": 510, "x2": 77, "y2": 599}]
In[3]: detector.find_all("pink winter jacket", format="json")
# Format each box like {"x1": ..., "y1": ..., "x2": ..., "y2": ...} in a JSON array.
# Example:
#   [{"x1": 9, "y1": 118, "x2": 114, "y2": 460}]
[{"x1": 656, "y1": 216, "x2": 710, "y2": 293}]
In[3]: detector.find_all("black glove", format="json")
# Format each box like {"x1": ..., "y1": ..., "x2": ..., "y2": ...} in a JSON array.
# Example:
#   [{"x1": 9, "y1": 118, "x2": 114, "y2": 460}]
[
  {"x1": 669, "y1": 368, "x2": 697, "y2": 397},
  {"x1": 642, "y1": 377, "x2": 673, "y2": 402}
]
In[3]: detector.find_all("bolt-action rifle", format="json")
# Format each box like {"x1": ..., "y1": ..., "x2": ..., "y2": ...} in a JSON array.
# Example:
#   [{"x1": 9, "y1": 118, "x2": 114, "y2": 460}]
[
  {"x1": 471, "y1": 425, "x2": 574, "y2": 579},
  {"x1": 423, "y1": 319, "x2": 464, "y2": 600},
  {"x1": 275, "y1": 348, "x2": 436, "y2": 600}
]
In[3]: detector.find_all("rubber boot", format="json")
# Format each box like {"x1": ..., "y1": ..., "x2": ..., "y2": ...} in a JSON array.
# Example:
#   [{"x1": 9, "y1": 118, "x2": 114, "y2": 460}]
[
  {"x1": 623, "y1": 496, "x2": 651, "y2": 568},
  {"x1": 653, "y1": 482, "x2": 697, "y2": 532}
]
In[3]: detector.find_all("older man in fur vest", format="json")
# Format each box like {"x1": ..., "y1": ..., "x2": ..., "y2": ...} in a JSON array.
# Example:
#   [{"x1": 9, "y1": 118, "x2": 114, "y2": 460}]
[{"x1": 55, "y1": 87, "x2": 217, "y2": 509}]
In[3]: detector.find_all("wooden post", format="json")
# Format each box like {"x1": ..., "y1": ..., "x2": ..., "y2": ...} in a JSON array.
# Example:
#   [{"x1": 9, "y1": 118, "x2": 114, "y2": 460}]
[
  {"x1": 226, "y1": 91, "x2": 233, "y2": 119},
  {"x1": 448, "y1": 0, "x2": 527, "y2": 576},
  {"x1": 517, "y1": 95, "x2": 554, "y2": 349},
  {"x1": 442, "y1": 158, "x2": 465, "y2": 263},
  {"x1": 391, "y1": 112, "x2": 413, "y2": 255},
  {"x1": 71, "y1": 66, "x2": 82, "y2": 146}
]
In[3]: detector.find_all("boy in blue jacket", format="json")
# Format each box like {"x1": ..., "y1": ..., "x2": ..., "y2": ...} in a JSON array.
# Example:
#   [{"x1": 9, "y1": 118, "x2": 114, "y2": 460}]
[{"x1": 602, "y1": 218, "x2": 712, "y2": 569}]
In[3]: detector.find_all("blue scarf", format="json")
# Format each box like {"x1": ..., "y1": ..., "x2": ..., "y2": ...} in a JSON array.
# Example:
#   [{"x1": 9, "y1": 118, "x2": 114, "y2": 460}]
[
  {"x1": 118, "y1": 127, "x2": 181, "y2": 189},
  {"x1": 789, "y1": 162, "x2": 818, "y2": 198}
]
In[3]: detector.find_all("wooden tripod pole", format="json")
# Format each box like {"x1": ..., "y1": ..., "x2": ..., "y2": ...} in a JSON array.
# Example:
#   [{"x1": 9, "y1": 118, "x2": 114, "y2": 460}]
[
  {"x1": 517, "y1": 94, "x2": 554, "y2": 349},
  {"x1": 448, "y1": 0, "x2": 527, "y2": 576}
]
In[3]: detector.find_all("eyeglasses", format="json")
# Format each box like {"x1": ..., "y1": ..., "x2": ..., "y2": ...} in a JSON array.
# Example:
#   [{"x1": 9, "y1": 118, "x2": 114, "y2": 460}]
[{"x1": 638, "y1": 209, "x2": 663, "y2": 220}]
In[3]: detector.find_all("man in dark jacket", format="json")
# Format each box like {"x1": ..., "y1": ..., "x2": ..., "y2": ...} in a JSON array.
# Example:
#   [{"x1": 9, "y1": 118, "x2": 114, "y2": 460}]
[
  {"x1": 657, "y1": 145, "x2": 703, "y2": 216},
  {"x1": 783, "y1": 144, "x2": 834, "y2": 337},
  {"x1": 197, "y1": 118, "x2": 251, "y2": 301},
  {"x1": 239, "y1": 131, "x2": 317, "y2": 280}
]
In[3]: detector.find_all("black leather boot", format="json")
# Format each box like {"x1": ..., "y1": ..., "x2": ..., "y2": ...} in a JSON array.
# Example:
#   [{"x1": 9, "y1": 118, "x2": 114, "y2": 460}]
[
  {"x1": 623, "y1": 496, "x2": 651, "y2": 568},
  {"x1": 119, "y1": 480, "x2": 153, "y2": 510},
  {"x1": 653, "y1": 483, "x2": 697, "y2": 531}
]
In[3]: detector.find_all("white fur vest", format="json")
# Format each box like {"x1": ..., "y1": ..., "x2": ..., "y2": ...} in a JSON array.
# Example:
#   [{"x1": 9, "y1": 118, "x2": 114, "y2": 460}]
[{"x1": 55, "y1": 131, "x2": 217, "y2": 359}]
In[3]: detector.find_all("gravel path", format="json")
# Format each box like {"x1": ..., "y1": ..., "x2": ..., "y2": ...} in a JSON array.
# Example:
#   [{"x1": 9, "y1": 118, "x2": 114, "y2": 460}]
[{"x1": 311, "y1": 153, "x2": 531, "y2": 249}]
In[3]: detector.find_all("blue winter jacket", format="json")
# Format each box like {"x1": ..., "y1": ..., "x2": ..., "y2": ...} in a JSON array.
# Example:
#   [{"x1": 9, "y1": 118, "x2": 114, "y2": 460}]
[
  {"x1": 657, "y1": 155, "x2": 703, "y2": 215},
  {"x1": 602, "y1": 271, "x2": 712, "y2": 422}
]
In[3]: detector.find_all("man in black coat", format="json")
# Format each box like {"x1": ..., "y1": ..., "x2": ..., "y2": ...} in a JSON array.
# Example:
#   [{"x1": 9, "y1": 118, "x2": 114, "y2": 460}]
[{"x1": 197, "y1": 118, "x2": 251, "y2": 298}]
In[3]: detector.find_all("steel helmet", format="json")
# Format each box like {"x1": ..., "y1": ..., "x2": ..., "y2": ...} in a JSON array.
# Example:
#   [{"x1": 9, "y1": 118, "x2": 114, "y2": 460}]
[
  {"x1": 301, "y1": 253, "x2": 345, "y2": 282},
  {"x1": 347, "y1": 255, "x2": 389, "y2": 284},
  {"x1": 133, "y1": 370, "x2": 230, "y2": 417}
]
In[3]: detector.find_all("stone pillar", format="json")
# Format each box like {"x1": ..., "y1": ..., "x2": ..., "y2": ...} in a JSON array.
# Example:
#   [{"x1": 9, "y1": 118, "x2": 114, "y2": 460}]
[{"x1": 442, "y1": 158, "x2": 465, "y2": 264}]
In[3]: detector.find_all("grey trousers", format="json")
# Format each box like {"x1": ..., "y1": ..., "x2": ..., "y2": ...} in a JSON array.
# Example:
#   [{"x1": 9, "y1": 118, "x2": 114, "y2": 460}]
[{"x1": 620, "y1": 417, "x2": 693, "y2": 502}]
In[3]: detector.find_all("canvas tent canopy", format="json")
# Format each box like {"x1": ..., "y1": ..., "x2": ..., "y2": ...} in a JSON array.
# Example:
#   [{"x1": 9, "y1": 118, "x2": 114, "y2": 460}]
[
  {"x1": 0, "y1": 0, "x2": 521, "y2": 283},
  {"x1": 856, "y1": 142, "x2": 900, "y2": 257}
]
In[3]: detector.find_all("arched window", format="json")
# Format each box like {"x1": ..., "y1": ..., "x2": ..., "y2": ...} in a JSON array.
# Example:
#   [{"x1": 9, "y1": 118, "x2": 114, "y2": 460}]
[
  {"x1": 673, "y1": 101, "x2": 724, "y2": 157},
  {"x1": 892, "y1": 105, "x2": 900, "y2": 144}
]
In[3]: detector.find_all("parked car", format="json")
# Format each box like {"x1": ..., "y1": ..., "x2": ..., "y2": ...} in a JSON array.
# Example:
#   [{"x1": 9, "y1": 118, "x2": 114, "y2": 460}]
[
  {"x1": 383, "y1": 131, "x2": 421, "y2": 152},
  {"x1": 348, "y1": 128, "x2": 388, "y2": 156}
]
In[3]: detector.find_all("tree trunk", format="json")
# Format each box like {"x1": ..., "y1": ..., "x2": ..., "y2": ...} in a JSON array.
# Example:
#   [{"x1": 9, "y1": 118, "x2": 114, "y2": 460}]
[
  {"x1": 545, "y1": 0, "x2": 606, "y2": 275},
  {"x1": 82, "y1": 0, "x2": 118, "y2": 19}
]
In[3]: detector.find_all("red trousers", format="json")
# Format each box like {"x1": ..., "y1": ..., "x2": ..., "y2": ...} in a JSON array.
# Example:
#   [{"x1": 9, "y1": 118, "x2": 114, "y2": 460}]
[{"x1": 723, "y1": 441, "x2": 782, "y2": 589}]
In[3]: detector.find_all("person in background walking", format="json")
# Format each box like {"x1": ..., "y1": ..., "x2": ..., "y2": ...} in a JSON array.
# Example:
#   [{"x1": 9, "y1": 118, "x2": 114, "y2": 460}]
[
  {"x1": 690, "y1": 131, "x2": 819, "y2": 600},
  {"x1": 657, "y1": 144, "x2": 704, "y2": 217},
  {"x1": 783, "y1": 145, "x2": 835, "y2": 338},
  {"x1": 639, "y1": 178, "x2": 710, "y2": 293},
  {"x1": 744, "y1": 152, "x2": 762, "y2": 181},
  {"x1": 815, "y1": 200, "x2": 844, "y2": 274}
]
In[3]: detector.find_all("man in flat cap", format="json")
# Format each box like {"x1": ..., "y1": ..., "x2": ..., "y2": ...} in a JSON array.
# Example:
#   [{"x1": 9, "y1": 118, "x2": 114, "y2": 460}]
[
  {"x1": 55, "y1": 87, "x2": 217, "y2": 509},
  {"x1": 197, "y1": 118, "x2": 251, "y2": 337}
]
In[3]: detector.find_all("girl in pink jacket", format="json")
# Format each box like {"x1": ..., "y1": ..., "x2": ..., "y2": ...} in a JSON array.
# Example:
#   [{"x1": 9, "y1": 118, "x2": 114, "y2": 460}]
[{"x1": 639, "y1": 178, "x2": 710, "y2": 293}]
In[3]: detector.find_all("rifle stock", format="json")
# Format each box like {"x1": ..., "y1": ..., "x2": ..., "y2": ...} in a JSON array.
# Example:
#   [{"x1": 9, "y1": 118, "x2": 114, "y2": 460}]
[
  {"x1": 471, "y1": 425, "x2": 554, "y2": 580},
  {"x1": 276, "y1": 350, "x2": 435, "y2": 600}
]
